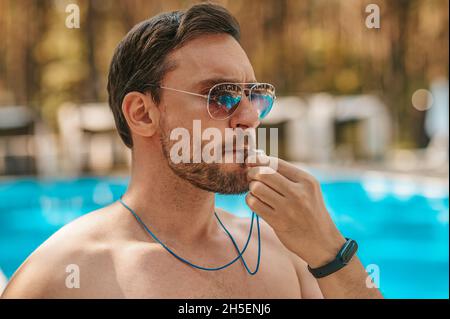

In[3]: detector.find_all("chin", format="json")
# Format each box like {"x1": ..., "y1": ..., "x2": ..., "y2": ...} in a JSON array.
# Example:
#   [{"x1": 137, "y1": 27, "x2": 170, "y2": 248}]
[{"x1": 165, "y1": 160, "x2": 250, "y2": 195}]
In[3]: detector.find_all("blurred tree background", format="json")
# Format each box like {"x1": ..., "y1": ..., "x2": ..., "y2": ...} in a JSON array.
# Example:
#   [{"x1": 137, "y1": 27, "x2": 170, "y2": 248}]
[{"x1": 0, "y1": 0, "x2": 448, "y2": 149}]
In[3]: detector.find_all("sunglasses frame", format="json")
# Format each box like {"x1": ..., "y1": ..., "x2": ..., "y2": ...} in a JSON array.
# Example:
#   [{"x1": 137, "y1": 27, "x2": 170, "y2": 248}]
[{"x1": 156, "y1": 82, "x2": 276, "y2": 120}]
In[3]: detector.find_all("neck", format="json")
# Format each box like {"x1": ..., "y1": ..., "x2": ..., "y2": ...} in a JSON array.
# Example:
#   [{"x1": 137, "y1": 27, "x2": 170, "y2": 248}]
[{"x1": 122, "y1": 142, "x2": 217, "y2": 244}]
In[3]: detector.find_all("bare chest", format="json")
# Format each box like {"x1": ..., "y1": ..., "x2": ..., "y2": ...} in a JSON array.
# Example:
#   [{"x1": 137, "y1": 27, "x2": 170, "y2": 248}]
[{"x1": 110, "y1": 251, "x2": 302, "y2": 299}]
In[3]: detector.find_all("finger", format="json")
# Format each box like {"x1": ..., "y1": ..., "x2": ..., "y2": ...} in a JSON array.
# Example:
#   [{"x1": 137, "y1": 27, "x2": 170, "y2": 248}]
[
  {"x1": 246, "y1": 155, "x2": 306, "y2": 183},
  {"x1": 248, "y1": 166, "x2": 293, "y2": 195},
  {"x1": 272, "y1": 157, "x2": 315, "y2": 183},
  {"x1": 245, "y1": 192, "x2": 274, "y2": 220},
  {"x1": 249, "y1": 180, "x2": 285, "y2": 208}
]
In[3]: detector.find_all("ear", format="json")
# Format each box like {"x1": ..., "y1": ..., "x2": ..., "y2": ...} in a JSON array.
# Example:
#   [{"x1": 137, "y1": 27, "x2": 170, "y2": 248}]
[{"x1": 121, "y1": 91, "x2": 160, "y2": 138}]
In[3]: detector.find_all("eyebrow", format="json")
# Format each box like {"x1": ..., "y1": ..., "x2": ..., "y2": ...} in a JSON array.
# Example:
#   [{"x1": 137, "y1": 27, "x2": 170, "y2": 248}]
[{"x1": 195, "y1": 77, "x2": 258, "y2": 90}]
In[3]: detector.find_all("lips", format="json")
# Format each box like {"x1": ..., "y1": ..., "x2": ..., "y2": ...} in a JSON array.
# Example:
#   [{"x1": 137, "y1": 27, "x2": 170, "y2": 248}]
[
  {"x1": 219, "y1": 139, "x2": 255, "y2": 162},
  {"x1": 222, "y1": 148, "x2": 251, "y2": 165},
  {"x1": 223, "y1": 147, "x2": 249, "y2": 155}
]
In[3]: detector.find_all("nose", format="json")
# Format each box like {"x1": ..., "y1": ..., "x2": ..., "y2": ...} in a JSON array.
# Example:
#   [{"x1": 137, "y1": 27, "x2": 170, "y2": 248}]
[{"x1": 229, "y1": 94, "x2": 260, "y2": 129}]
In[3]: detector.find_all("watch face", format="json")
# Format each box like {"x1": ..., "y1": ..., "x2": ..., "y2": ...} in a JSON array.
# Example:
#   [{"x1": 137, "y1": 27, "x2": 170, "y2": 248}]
[{"x1": 340, "y1": 240, "x2": 358, "y2": 264}]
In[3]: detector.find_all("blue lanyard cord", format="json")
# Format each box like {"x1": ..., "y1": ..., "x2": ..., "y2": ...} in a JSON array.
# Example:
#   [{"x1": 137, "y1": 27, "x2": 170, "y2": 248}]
[
  {"x1": 214, "y1": 211, "x2": 261, "y2": 275},
  {"x1": 118, "y1": 198, "x2": 261, "y2": 274}
]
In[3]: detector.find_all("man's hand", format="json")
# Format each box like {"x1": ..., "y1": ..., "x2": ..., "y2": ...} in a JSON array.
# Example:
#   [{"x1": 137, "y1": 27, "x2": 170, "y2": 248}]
[
  {"x1": 245, "y1": 154, "x2": 383, "y2": 298},
  {"x1": 245, "y1": 154, "x2": 346, "y2": 268}
]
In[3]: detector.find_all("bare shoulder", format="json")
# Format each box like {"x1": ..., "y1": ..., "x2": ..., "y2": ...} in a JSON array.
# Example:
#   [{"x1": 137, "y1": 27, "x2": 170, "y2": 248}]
[{"x1": 1, "y1": 203, "x2": 127, "y2": 298}]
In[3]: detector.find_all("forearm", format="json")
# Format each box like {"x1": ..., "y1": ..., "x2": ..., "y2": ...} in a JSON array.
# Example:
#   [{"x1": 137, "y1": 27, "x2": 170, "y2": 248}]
[
  {"x1": 317, "y1": 256, "x2": 383, "y2": 299},
  {"x1": 313, "y1": 256, "x2": 383, "y2": 299},
  {"x1": 297, "y1": 233, "x2": 383, "y2": 299}
]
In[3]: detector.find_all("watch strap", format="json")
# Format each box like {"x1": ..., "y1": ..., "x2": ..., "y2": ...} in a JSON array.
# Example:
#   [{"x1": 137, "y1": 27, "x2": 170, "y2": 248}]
[{"x1": 307, "y1": 238, "x2": 357, "y2": 279}]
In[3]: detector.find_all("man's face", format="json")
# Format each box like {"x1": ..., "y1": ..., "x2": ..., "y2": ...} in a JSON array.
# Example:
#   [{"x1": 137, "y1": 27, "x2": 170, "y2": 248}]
[{"x1": 158, "y1": 34, "x2": 260, "y2": 194}]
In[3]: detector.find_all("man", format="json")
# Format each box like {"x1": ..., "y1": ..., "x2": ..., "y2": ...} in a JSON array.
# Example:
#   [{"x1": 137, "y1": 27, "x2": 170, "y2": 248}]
[{"x1": 2, "y1": 3, "x2": 382, "y2": 298}]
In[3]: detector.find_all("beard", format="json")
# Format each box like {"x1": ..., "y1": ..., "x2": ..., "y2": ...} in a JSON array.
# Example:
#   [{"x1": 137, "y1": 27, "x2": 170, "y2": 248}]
[{"x1": 159, "y1": 122, "x2": 250, "y2": 195}]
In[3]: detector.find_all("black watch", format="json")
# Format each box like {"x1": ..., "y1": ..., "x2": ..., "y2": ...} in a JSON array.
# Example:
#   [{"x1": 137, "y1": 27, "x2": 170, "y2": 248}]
[{"x1": 307, "y1": 238, "x2": 358, "y2": 279}]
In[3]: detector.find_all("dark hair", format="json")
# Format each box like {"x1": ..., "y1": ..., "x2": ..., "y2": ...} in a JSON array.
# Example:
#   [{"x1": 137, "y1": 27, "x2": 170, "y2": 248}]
[{"x1": 107, "y1": 3, "x2": 241, "y2": 148}]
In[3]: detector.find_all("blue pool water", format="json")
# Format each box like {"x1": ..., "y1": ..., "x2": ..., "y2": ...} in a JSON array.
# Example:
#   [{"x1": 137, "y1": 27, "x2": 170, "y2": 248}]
[{"x1": 0, "y1": 175, "x2": 448, "y2": 298}]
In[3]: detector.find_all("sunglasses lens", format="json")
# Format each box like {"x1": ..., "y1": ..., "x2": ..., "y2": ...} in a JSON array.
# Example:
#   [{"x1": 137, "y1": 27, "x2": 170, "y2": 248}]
[
  {"x1": 250, "y1": 83, "x2": 275, "y2": 119},
  {"x1": 208, "y1": 84, "x2": 242, "y2": 119}
]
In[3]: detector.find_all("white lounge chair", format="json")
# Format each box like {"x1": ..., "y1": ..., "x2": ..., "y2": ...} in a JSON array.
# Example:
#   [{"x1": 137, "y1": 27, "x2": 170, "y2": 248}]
[
  {"x1": 0, "y1": 268, "x2": 7, "y2": 294},
  {"x1": 57, "y1": 102, "x2": 130, "y2": 174}
]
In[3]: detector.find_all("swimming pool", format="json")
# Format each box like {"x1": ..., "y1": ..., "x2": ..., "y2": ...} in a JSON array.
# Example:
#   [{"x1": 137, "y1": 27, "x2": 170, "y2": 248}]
[{"x1": 0, "y1": 175, "x2": 448, "y2": 298}]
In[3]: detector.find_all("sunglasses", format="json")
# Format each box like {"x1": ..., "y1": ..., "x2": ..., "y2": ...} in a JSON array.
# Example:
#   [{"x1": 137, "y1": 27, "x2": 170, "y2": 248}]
[{"x1": 152, "y1": 82, "x2": 276, "y2": 120}]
